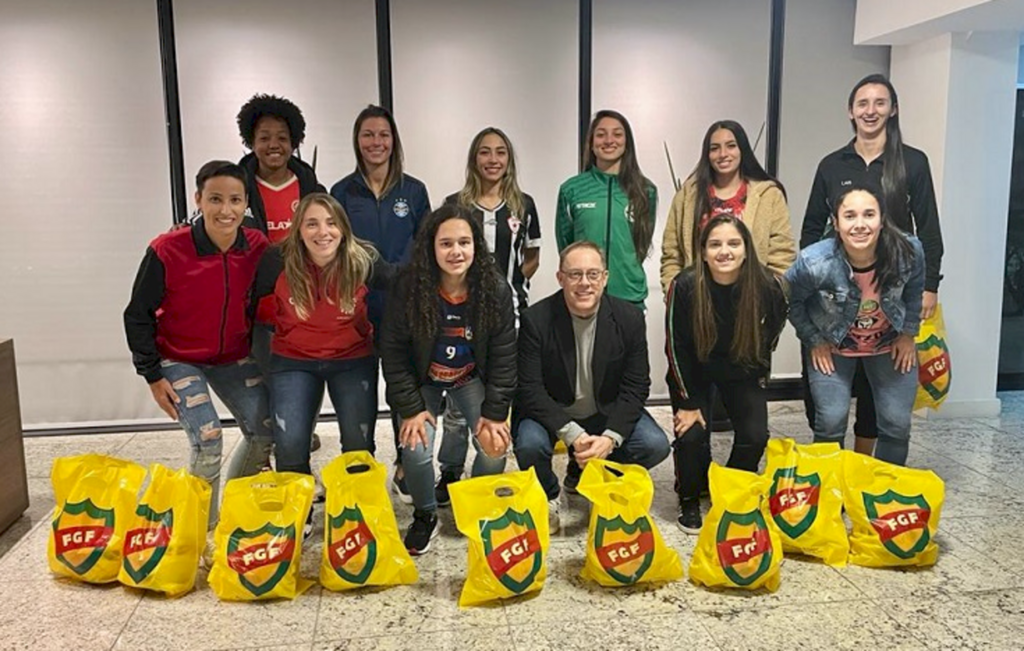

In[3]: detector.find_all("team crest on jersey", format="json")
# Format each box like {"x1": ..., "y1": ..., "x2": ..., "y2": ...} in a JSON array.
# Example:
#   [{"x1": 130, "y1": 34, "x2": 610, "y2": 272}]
[
  {"x1": 863, "y1": 491, "x2": 931, "y2": 559},
  {"x1": 481, "y1": 508, "x2": 543, "y2": 593},
  {"x1": 393, "y1": 199, "x2": 410, "y2": 218},
  {"x1": 715, "y1": 509, "x2": 774, "y2": 586},
  {"x1": 507, "y1": 215, "x2": 522, "y2": 235},
  {"x1": 52, "y1": 499, "x2": 115, "y2": 576},
  {"x1": 593, "y1": 515, "x2": 655, "y2": 584},
  {"x1": 226, "y1": 523, "x2": 296, "y2": 596},
  {"x1": 122, "y1": 505, "x2": 174, "y2": 584}
]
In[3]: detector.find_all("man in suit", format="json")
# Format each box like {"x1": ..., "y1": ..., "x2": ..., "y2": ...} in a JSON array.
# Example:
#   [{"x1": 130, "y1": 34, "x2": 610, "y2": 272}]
[{"x1": 514, "y1": 241, "x2": 670, "y2": 530}]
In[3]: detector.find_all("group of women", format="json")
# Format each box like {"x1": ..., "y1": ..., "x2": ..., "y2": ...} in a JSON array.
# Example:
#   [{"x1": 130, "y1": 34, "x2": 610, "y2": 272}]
[{"x1": 124, "y1": 72, "x2": 943, "y2": 553}]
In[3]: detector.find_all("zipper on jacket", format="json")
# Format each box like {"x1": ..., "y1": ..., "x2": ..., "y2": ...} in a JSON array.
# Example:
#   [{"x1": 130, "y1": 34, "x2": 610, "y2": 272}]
[
  {"x1": 218, "y1": 252, "x2": 230, "y2": 357},
  {"x1": 605, "y1": 176, "x2": 613, "y2": 253}
]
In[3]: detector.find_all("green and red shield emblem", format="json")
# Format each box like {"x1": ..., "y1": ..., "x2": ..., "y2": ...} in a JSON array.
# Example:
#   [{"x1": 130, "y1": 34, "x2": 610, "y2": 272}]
[
  {"x1": 917, "y1": 335, "x2": 951, "y2": 401},
  {"x1": 593, "y1": 515, "x2": 655, "y2": 585},
  {"x1": 226, "y1": 523, "x2": 296, "y2": 596},
  {"x1": 121, "y1": 505, "x2": 174, "y2": 584},
  {"x1": 768, "y1": 467, "x2": 821, "y2": 539},
  {"x1": 326, "y1": 505, "x2": 377, "y2": 585},
  {"x1": 480, "y1": 508, "x2": 542, "y2": 594},
  {"x1": 715, "y1": 509, "x2": 774, "y2": 586},
  {"x1": 52, "y1": 499, "x2": 115, "y2": 575},
  {"x1": 863, "y1": 490, "x2": 931, "y2": 559}
]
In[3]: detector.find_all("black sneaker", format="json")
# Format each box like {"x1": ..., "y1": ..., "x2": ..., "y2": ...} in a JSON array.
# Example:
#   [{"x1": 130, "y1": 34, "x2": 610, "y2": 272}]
[
  {"x1": 563, "y1": 461, "x2": 582, "y2": 495},
  {"x1": 404, "y1": 509, "x2": 439, "y2": 556},
  {"x1": 677, "y1": 499, "x2": 702, "y2": 535},
  {"x1": 303, "y1": 509, "x2": 315, "y2": 541},
  {"x1": 435, "y1": 470, "x2": 461, "y2": 508},
  {"x1": 310, "y1": 431, "x2": 322, "y2": 453}
]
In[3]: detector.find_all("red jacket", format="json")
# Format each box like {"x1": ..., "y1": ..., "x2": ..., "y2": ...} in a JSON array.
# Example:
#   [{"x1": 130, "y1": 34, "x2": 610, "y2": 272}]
[
  {"x1": 255, "y1": 247, "x2": 394, "y2": 361},
  {"x1": 124, "y1": 220, "x2": 268, "y2": 382}
]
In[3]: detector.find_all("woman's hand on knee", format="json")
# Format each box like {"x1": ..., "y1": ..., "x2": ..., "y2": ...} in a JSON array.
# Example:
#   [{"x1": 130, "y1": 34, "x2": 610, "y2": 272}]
[
  {"x1": 476, "y1": 417, "x2": 511, "y2": 457},
  {"x1": 400, "y1": 411, "x2": 435, "y2": 450},
  {"x1": 891, "y1": 334, "x2": 917, "y2": 374},
  {"x1": 148, "y1": 378, "x2": 180, "y2": 420},
  {"x1": 811, "y1": 343, "x2": 836, "y2": 375},
  {"x1": 673, "y1": 409, "x2": 706, "y2": 437}
]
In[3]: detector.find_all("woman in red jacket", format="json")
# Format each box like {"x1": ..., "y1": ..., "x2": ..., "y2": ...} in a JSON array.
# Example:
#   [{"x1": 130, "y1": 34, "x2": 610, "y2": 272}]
[
  {"x1": 124, "y1": 160, "x2": 272, "y2": 529},
  {"x1": 255, "y1": 193, "x2": 393, "y2": 485}
]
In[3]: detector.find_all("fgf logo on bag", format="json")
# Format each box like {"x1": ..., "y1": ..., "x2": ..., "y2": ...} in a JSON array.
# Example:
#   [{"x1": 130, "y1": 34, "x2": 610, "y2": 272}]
[
  {"x1": 481, "y1": 508, "x2": 542, "y2": 594},
  {"x1": 52, "y1": 499, "x2": 115, "y2": 576},
  {"x1": 122, "y1": 505, "x2": 173, "y2": 583},
  {"x1": 715, "y1": 509, "x2": 775, "y2": 587},
  {"x1": 226, "y1": 524, "x2": 297, "y2": 597}
]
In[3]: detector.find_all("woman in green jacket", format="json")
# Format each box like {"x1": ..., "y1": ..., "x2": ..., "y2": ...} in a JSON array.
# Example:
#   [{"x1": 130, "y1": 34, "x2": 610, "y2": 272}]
[{"x1": 556, "y1": 110, "x2": 657, "y2": 308}]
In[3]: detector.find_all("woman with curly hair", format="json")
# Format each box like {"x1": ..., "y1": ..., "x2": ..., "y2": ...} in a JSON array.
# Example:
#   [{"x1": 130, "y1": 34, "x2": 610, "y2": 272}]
[
  {"x1": 380, "y1": 205, "x2": 517, "y2": 555},
  {"x1": 254, "y1": 194, "x2": 393, "y2": 536},
  {"x1": 556, "y1": 110, "x2": 657, "y2": 308}
]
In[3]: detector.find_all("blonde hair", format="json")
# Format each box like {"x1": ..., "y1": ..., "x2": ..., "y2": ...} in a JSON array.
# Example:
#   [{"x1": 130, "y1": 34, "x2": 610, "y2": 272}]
[
  {"x1": 456, "y1": 127, "x2": 526, "y2": 221},
  {"x1": 280, "y1": 193, "x2": 377, "y2": 319}
]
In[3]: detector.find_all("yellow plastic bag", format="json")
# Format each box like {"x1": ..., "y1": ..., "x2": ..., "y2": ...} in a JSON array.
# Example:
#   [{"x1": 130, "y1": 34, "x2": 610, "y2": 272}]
[
  {"x1": 118, "y1": 464, "x2": 211, "y2": 597},
  {"x1": 690, "y1": 463, "x2": 783, "y2": 592},
  {"x1": 764, "y1": 439, "x2": 848, "y2": 567},
  {"x1": 577, "y1": 459, "x2": 683, "y2": 586},
  {"x1": 48, "y1": 454, "x2": 146, "y2": 584},
  {"x1": 450, "y1": 468, "x2": 549, "y2": 607},
  {"x1": 319, "y1": 452, "x2": 418, "y2": 590},
  {"x1": 842, "y1": 452, "x2": 944, "y2": 567},
  {"x1": 207, "y1": 471, "x2": 314, "y2": 601},
  {"x1": 914, "y1": 304, "x2": 952, "y2": 410}
]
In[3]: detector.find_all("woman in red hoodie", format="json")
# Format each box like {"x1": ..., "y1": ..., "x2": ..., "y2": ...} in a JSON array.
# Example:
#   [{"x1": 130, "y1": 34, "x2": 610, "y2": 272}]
[{"x1": 255, "y1": 193, "x2": 393, "y2": 484}]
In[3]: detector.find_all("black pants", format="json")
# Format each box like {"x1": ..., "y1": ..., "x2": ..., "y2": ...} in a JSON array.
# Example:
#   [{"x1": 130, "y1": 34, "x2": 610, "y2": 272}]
[
  {"x1": 800, "y1": 347, "x2": 878, "y2": 438},
  {"x1": 672, "y1": 375, "x2": 768, "y2": 501}
]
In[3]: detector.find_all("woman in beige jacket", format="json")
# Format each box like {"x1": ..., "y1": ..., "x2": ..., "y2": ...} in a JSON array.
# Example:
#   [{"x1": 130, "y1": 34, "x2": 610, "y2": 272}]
[{"x1": 660, "y1": 120, "x2": 795, "y2": 294}]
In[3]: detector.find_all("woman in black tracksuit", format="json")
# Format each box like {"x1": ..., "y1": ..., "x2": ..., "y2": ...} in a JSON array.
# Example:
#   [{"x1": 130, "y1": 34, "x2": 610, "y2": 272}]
[{"x1": 666, "y1": 215, "x2": 788, "y2": 535}]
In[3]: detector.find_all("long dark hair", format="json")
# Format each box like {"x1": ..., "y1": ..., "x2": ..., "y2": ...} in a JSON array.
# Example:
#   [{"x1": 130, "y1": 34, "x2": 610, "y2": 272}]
[
  {"x1": 848, "y1": 74, "x2": 908, "y2": 228},
  {"x1": 831, "y1": 185, "x2": 915, "y2": 293},
  {"x1": 352, "y1": 104, "x2": 404, "y2": 196},
  {"x1": 402, "y1": 204, "x2": 506, "y2": 342},
  {"x1": 583, "y1": 110, "x2": 655, "y2": 262},
  {"x1": 692, "y1": 215, "x2": 774, "y2": 368},
  {"x1": 690, "y1": 120, "x2": 785, "y2": 236}
]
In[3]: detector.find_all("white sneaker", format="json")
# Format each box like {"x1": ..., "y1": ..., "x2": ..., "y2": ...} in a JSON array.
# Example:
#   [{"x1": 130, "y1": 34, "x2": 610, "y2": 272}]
[{"x1": 548, "y1": 497, "x2": 561, "y2": 534}]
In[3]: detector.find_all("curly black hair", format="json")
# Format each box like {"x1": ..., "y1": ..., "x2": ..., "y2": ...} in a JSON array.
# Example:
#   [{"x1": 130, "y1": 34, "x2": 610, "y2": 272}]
[
  {"x1": 403, "y1": 204, "x2": 506, "y2": 342},
  {"x1": 236, "y1": 94, "x2": 306, "y2": 150}
]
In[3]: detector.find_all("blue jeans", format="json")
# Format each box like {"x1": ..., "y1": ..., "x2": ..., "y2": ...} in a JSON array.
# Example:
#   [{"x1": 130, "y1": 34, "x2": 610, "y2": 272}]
[
  {"x1": 401, "y1": 378, "x2": 507, "y2": 512},
  {"x1": 806, "y1": 351, "x2": 917, "y2": 465},
  {"x1": 438, "y1": 399, "x2": 470, "y2": 476},
  {"x1": 160, "y1": 358, "x2": 274, "y2": 529},
  {"x1": 270, "y1": 355, "x2": 377, "y2": 475},
  {"x1": 514, "y1": 410, "x2": 671, "y2": 500}
]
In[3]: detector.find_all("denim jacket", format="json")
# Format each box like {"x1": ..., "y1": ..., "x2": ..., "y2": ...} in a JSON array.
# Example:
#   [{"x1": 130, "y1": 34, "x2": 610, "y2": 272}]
[{"x1": 784, "y1": 235, "x2": 925, "y2": 348}]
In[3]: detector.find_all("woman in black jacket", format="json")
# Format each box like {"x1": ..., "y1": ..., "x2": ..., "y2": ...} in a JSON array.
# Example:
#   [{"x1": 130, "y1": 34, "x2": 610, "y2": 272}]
[
  {"x1": 380, "y1": 204, "x2": 517, "y2": 555},
  {"x1": 665, "y1": 215, "x2": 788, "y2": 534}
]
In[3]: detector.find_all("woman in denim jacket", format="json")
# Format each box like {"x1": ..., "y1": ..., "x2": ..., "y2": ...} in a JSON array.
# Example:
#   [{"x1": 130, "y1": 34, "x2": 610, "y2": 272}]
[{"x1": 785, "y1": 185, "x2": 924, "y2": 465}]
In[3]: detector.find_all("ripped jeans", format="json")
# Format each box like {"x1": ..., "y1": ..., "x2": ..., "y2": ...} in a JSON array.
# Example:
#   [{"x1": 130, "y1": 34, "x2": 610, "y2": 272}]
[{"x1": 160, "y1": 358, "x2": 274, "y2": 529}]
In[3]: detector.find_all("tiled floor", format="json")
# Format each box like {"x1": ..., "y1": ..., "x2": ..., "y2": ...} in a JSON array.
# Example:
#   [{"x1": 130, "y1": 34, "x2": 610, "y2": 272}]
[{"x1": 2, "y1": 396, "x2": 1024, "y2": 650}]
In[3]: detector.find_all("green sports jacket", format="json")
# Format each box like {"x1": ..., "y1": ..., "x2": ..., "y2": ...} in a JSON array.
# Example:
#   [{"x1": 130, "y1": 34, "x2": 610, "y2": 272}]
[{"x1": 555, "y1": 168, "x2": 658, "y2": 304}]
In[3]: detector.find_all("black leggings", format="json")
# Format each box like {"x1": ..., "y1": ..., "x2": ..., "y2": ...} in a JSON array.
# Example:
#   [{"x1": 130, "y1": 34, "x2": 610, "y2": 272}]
[
  {"x1": 672, "y1": 376, "x2": 769, "y2": 501},
  {"x1": 801, "y1": 348, "x2": 878, "y2": 438}
]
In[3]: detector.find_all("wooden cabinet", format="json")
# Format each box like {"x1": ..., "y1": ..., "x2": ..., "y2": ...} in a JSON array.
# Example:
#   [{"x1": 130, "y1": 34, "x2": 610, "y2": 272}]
[{"x1": 0, "y1": 340, "x2": 29, "y2": 533}]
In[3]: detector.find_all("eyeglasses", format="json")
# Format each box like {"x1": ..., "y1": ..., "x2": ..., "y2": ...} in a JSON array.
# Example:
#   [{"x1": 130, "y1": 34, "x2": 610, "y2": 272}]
[{"x1": 561, "y1": 269, "x2": 606, "y2": 283}]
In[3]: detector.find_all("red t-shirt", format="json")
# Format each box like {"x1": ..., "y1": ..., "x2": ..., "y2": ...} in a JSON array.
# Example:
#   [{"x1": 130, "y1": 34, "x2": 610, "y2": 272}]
[
  {"x1": 838, "y1": 264, "x2": 896, "y2": 357},
  {"x1": 256, "y1": 175, "x2": 300, "y2": 324},
  {"x1": 699, "y1": 181, "x2": 748, "y2": 230}
]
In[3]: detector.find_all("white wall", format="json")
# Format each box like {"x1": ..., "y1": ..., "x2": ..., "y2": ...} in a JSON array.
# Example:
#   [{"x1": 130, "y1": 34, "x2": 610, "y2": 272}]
[
  {"x1": 592, "y1": 0, "x2": 772, "y2": 399},
  {"x1": 391, "y1": 0, "x2": 578, "y2": 303},
  {"x1": 0, "y1": 0, "x2": 171, "y2": 426},
  {"x1": 775, "y1": 0, "x2": 890, "y2": 378}
]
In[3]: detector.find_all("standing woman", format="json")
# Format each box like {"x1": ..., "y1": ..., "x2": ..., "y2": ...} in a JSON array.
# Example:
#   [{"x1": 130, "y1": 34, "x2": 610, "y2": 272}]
[
  {"x1": 236, "y1": 93, "x2": 326, "y2": 451},
  {"x1": 801, "y1": 74, "x2": 943, "y2": 455},
  {"x1": 330, "y1": 105, "x2": 431, "y2": 499},
  {"x1": 786, "y1": 186, "x2": 924, "y2": 466},
  {"x1": 666, "y1": 215, "x2": 788, "y2": 533},
  {"x1": 124, "y1": 161, "x2": 273, "y2": 529},
  {"x1": 380, "y1": 205, "x2": 517, "y2": 556},
  {"x1": 556, "y1": 110, "x2": 657, "y2": 308},
  {"x1": 434, "y1": 127, "x2": 541, "y2": 505},
  {"x1": 254, "y1": 193, "x2": 393, "y2": 489},
  {"x1": 660, "y1": 119, "x2": 795, "y2": 294}
]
